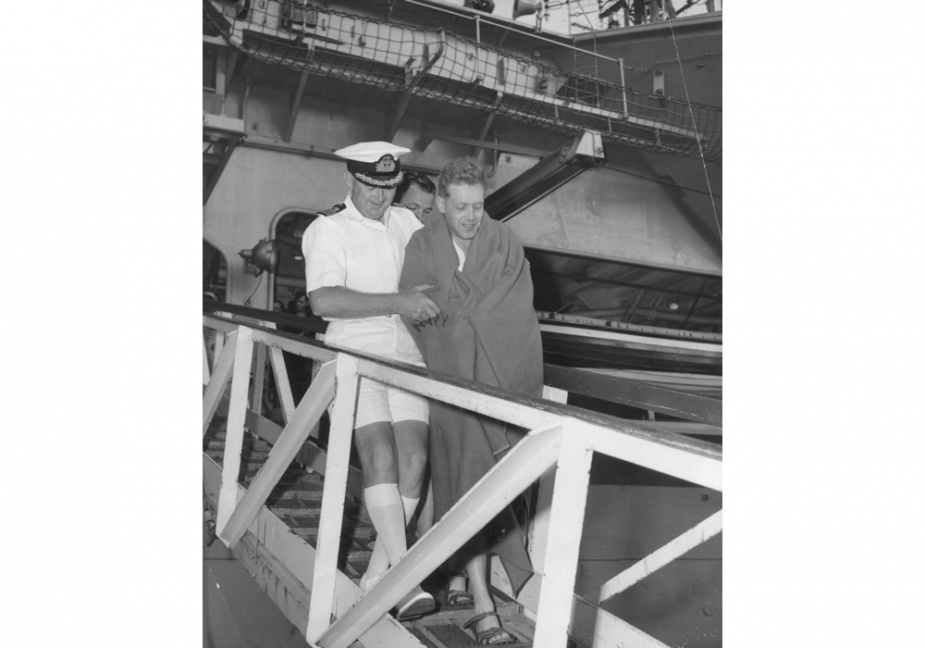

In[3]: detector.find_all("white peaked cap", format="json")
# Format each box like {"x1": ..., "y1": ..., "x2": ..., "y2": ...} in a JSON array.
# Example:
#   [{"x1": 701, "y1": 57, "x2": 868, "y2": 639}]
[{"x1": 334, "y1": 141, "x2": 411, "y2": 162}]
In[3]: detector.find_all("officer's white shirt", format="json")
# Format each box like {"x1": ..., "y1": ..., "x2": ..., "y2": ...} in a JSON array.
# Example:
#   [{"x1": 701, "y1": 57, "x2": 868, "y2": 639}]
[{"x1": 302, "y1": 195, "x2": 424, "y2": 366}]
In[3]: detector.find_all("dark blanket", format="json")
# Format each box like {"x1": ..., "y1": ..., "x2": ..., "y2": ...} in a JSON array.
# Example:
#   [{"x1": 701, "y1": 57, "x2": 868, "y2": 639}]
[{"x1": 399, "y1": 215, "x2": 543, "y2": 594}]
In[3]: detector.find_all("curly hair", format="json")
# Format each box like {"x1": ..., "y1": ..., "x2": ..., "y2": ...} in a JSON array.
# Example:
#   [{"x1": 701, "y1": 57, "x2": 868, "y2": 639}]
[{"x1": 436, "y1": 157, "x2": 487, "y2": 198}]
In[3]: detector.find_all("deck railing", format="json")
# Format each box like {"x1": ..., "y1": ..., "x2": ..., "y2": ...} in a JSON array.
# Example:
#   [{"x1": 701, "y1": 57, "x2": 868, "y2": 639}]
[
  {"x1": 203, "y1": 0, "x2": 722, "y2": 162},
  {"x1": 203, "y1": 305, "x2": 722, "y2": 648}
]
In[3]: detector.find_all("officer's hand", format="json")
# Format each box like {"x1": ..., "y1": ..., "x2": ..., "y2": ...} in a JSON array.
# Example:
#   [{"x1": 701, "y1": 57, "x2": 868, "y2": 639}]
[{"x1": 400, "y1": 284, "x2": 441, "y2": 322}]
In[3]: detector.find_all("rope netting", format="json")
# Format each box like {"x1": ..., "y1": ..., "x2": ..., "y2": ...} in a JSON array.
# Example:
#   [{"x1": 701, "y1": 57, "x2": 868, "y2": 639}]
[{"x1": 204, "y1": 1, "x2": 721, "y2": 162}]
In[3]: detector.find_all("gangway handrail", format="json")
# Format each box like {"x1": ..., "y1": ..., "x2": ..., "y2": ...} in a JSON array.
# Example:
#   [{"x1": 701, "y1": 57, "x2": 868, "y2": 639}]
[
  {"x1": 204, "y1": 299, "x2": 722, "y2": 427},
  {"x1": 205, "y1": 310, "x2": 719, "y2": 458},
  {"x1": 203, "y1": 310, "x2": 721, "y2": 648}
]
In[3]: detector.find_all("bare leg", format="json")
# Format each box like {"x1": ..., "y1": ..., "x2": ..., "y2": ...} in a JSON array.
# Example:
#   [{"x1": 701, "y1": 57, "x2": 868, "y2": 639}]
[
  {"x1": 467, "y1": 554, "x2": 505, "y2": 636},
  {"x1": 357, "y1": 419, "x2": 435, "y2": 618},
  {"x1": 355, "y1": 421, "x2": 402, "y2": 588},
  {"x1": 392, "y1": 419, "x2": 429, "y2": 499},
  {"x1": 446, "y1": 551, "x2": 472, "y2": 604},
  {"x1": 416, "y1": 479, "x2": 434, "y2": 539},
  {"x1": 354, "y1": 421, "x2": 398, "y2": 487}
]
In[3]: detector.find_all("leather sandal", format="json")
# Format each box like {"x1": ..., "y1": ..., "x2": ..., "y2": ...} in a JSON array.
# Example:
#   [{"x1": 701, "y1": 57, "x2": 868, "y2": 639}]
[
  {"x1": 445, "y1": 571, "x2": 474, "y2": 607},
  {"x1": 462, "y1": 611, "x2": 517, "y2": 645}
]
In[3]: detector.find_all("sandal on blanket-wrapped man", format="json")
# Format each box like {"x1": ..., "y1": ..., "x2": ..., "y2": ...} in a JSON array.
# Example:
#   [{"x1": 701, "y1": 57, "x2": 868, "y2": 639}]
[
  {"x1": 445, "y1": 571, "x2": 474, "y2": 608},
  {"x1": 462, "y1": 611, "x2": 518, "y2": 645}
]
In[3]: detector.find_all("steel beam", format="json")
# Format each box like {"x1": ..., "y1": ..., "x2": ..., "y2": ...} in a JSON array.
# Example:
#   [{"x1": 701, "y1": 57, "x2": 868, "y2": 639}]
[
  {"x1": 384, "y1": 33, "x2": 446, "y2": 142},
  {"x1": 426, "y1": 133, "x2": 548, "y2": 158},
  {"x1": 485, "y1": 131, "x2": 605, "y2": 222},
  {"x1": 203, "y1": 134, "x2": 243, "y2": 206},
  {"x1": 531, "y1": 267, "x2": 721, "y2": 302},
  {"x1": 469, "y1": 92, "x2": 504, "y2": 156},
  {"x1": 284, "y1": 70, "x2": 310, "y2": 143},
  {"x1": 543, "y1": 363, "x2": 722, "y2": 426}
]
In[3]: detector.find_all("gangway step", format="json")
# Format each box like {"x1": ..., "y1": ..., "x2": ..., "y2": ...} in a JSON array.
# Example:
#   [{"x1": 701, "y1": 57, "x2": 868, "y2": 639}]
[
  {"x1": 204, "y1": 408, "x2": 553, "y2": 647},
  {"x1": 405, "y1": 607, "x2": 536, "y2": 648},
  {"x1": 204, "y1": 419, "x2": 377, "y2": 583}
]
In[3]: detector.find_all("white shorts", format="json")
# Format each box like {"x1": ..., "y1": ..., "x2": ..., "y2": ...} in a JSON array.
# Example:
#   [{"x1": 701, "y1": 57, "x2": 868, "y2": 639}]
[{"x1": 354, "y1": 377, "x2": 429, "y2": 429}]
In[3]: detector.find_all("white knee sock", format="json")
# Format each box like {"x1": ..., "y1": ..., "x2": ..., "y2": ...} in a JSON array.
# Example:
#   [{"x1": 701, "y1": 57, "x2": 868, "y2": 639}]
[
  {"x1": 361, "y1": 483, "x2": 407, "y2": 590},
  {"x1": 401, "y1": 495, "x2": 420, "y2": 528}
]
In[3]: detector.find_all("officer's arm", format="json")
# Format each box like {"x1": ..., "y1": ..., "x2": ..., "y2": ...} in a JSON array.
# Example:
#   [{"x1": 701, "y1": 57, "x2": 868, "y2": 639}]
[{"x1": 309, "y1": 285, "x2": 440, "y2": 321}]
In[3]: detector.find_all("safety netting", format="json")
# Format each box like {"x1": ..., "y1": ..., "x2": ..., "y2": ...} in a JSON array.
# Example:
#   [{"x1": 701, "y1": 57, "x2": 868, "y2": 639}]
[{"x1": 204, "y1": 1, "x2": 721, "y2": 162}]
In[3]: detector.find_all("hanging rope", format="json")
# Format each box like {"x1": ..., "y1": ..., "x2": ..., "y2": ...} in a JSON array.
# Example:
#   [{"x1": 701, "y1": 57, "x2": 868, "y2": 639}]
[
  {"x1": 243, "y1": 272, "x2": 264, "y2": 306},
  {"x1": 665, "y1": 12, "x2": 722, "y2": 241}
]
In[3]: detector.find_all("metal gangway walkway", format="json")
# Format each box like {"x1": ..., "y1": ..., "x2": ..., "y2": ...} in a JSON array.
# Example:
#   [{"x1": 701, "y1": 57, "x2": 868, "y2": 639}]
[{"x1": 203, "y1": 302, "x2": 722, "y2": 648}]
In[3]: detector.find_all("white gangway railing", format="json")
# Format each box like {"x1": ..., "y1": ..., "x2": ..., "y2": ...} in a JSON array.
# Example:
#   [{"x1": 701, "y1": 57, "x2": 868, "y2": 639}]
[{"x1": 203, "y1": 306, "x2": 722, "y2": 648}]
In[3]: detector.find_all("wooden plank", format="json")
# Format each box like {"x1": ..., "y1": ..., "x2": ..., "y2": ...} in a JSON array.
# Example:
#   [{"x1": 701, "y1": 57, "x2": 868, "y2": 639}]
[
  {"x1": 519, "y1": 466, "x2": 556, "y2": 614},
  {"x1": 598, "y1": 510, "x2": 722, "y2": 602},
  {"x1": 203, "y1": 454, "x2": 425, "y2": 648},
  {"x1": 213, "y1": 329, "x2": 226, "y2": 370},
  {"x1": 307, "y1": 355, "x2": 360, "y2": 643},
  {"x1": 497, "y1": 614, "x2": 536, "y2": 643},
  {"x1": 544, "y1": 364, "x2": 722, "y2": 426},
  {"x1": 205, "y1": 315, "x2": 240, "y2": 335},
  {"x1": 203, "y1": 336, "x2": 211, "y2": 386},
  {"x1": 253, "y1": 339, "x2": 268, "y2": 416},
  {"x1": 533, "y1": 425, "x2": 594, "y2": 648},
  {"x1": 631, "y1": 421, "x2": 722, "y2": 436},
  {"x1": 496, "y1": 381, "x2": 568, "y2": 600},
  {"x1": 221, "y1": 363, "x2": 337, "y2": 547},
  {"x1": 306, "y1": 360, "x2": 328, "y2": 441},
  {"x1": 251, "y1": 326, "x2": 336, "y2": 363},
  {"x1": 203, "y1": 331, "x2": 237, "y2": 436},
  {"x1": 542, "y1": 385, "x2": 569, "y2": 404},
  {"x1": 203, "y1": 302, "x2": 327, "y2": 336},
  {"x1": 216, "y1": 327, "x2": 254, "y2": 542},
  {"x1": 317, "y1": 424, "x2": 564, "y2": 648},
  {"x1": 269, "y1": 345, "x2": 296, "y2": 423},
  {"x1": 590, "y1": 422, "x2": 722, "y2": 492}
]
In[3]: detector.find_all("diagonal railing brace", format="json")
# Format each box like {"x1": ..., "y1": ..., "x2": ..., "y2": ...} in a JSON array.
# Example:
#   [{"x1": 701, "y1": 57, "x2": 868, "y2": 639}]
[
  {"x1": 599, "y1": 510, "x2": 722, "y2": 603},
  {"x1": 316, "y1": 423, "x2": 565, "y2": 648},
  {"x1": 219, "y1": 362, "x2": 337, "y2": 547}
]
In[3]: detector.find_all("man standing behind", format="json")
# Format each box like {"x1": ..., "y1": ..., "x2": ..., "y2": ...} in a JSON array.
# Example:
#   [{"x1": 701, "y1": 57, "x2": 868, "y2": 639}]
[
  {"x1": 399, "y1": 157, "x2": 543, "y2": 645},
  {"x1": 302, "y1": 141, "x2": 440, "y2": 620},
  {"x1": 393, "y1": 170, "x2": 436, "y2": 224}
]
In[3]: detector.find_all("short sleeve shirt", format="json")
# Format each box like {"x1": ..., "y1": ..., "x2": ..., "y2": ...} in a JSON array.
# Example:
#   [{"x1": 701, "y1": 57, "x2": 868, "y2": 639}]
[{"x1": 302, "y1": 196, "x2": 424, "y2": 365}]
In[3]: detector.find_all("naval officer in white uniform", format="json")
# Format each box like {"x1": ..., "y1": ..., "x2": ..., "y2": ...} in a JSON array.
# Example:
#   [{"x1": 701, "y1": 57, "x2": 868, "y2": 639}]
[{"x1": 301, "y1": 141, "x2": 440, "y2": 620}]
